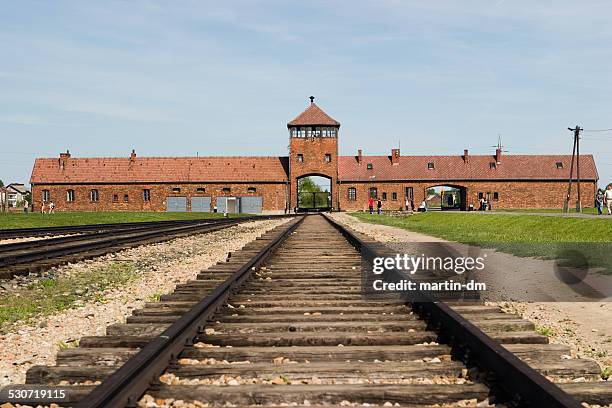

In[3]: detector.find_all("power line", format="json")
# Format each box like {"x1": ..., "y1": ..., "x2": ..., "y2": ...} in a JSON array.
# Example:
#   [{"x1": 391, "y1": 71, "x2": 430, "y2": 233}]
[{"x1": 582, "y1": 128, "x2": 612, "y2": 132}]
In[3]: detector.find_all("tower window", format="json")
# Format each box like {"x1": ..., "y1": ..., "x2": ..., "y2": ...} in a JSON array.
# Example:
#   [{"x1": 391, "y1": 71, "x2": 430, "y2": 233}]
[
  {"x1": 489, "y1": 162, "x2": 497, "y2": 169},
  {"x1": 367, "y1": 163, "x2": 373, "y2": 170},
  {"x1": 297, "y1": 154, "x2": 304, "y2": 163},
  {"x1": 348, "y1": 187, "x2": 357, "y2": 201},
  {"x1": 556, "y1": 162, "x2": 563, "y2": 169},
  {"x1": 90, "y1": 189, "x2": 99, "y2": 202},
  {"x1": 427, "y1": 162, "x2": 435, "y2": 169},
  {"x1": 324, "y1": 154, "x2": 331, "y2": 163},
  {"x1": 143, "y1": 189, "x2": 151, "y2": 201},
  {"x1": 66, "y1": 189, "x2": 75, "y2": 202}
]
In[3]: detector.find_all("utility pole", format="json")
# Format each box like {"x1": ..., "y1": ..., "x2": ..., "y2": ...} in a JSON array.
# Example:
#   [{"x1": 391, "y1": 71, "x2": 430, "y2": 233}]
[{"x1": 565, "y1": 126, "x2": 582, "y2": 213}]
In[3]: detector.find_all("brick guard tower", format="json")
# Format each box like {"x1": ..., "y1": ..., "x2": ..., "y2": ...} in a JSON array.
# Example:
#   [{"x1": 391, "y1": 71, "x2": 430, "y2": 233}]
[{"x1": 288, "y1": 96, "x2": 340, "y2": 211}]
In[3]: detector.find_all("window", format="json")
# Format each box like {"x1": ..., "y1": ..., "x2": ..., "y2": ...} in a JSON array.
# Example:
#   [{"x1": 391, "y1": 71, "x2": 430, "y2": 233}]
[
  {"x1": 42, "y1": 189, "x2": 50, "y2": 202},
  {"x1": 143, "y1": 189, "x2": 151, "y2": 202},
  {"x1": 348, "y1": 187, "x2": 357, "y2": 201},
  {"x1": 405, "y1": 187, "x2": 414, "y2": 200},
  {"x1": 556, "y1": 162, "x2": 564, "y2": 169},
  {"x1": 172, "y1": 187, "x2": 181, "y2": 193},
  {"x1": 478, "y1": 192, "x2": 483, "y2": 200},
  {"x1": 369, "y1": 187, "x2": 378, "y2": 199},
  {"x1": 247, "y1": 187, "x2": 257, "y2": 193},
  {"x1": 222, "y1": 187, "x2": 231, "y2": 194},
  {"x1": 90, "y1": 189, "x2": 99, "y2": 202},
  {"x1": 297, "y1": 154, "x2": 304, "y2": 163},
  {"x1": 123, "y1": 194, "x2": 129, "y2": 203},
  {"x1": 427, "y1": 162, "x2": 435, "y2": 169},
  {"x1": 324, "y1": 154, "x2": 332, "y2": 163},
  {"x1": 196, "y1": 187, "x2": 205, "y2": 193},
  {"x1": 392, "y1": 192, "x2": 397, "y2": 200},
  {"x1": 489, "y1": 162, "x2": 497, "y2": 169},
  {"x1": 66, "y1": 189, "x2": 75, "y2": 202},
  {"x1": 382, "y1": 192, "x2": 387, "y2": 200},
  {"x1": 367, "y1": 163, "x2": 373, "y2": 170},
  {"x1": 113, "y1": 194, "x2": 119, "y2": 202},
  {"x1": 493, "y1": 192, "x2": 499, "y2": 201}
]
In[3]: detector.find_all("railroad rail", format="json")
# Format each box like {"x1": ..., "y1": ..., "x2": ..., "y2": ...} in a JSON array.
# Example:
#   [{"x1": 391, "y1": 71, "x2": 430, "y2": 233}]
[
  {"x1": 0, "y1": 216, "x2": 260, "y2": 239},
  {"x1": 0, "y1": 215, "x2": 293, "y2": 279},
  {"x1": 1, "y1": 214, "x2": 610, "y2": 407}
]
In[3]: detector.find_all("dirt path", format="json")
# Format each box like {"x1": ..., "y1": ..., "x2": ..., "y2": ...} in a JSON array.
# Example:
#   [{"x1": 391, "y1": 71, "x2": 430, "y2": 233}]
[{"x1": 330, "y1": 212, "x2": 612, "y2": 371}]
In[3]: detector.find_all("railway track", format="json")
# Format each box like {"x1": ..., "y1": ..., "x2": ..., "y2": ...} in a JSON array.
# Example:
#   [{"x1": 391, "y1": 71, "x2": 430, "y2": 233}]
[
  {"x1": 0, "y1": 215, "x2": 292, "y2": 279},
  {"x1": 1, "y1": 214, "x2": 610, "y2": 407}
]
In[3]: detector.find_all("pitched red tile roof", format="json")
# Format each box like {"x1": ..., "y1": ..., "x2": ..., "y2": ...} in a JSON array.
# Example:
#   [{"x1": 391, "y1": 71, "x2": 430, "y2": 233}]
[
  {"x1": 30, "y1": 156, "x2": 289, "y2": 184},
  {"x1": 287, "y1": 103, "x2": 340, "y2": 127},
  {"x1": 338, "y1": 154, "x2": 598, "y2": 181}
]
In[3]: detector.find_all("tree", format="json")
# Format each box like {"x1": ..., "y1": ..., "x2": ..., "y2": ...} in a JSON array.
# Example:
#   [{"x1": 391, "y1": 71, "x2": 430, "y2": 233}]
[
  {"x1": 298, "y1": 177, "x2": 322, "y2": 193},
  {"x1": 0, "y1": 180, "x2": 4, "y2": 187}
]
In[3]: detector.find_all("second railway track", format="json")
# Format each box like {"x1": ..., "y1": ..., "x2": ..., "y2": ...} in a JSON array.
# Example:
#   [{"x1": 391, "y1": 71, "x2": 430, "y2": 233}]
[
  {"x1": 0, "y1": 215, "x2": 292, "y2": 279},
  {"x1": 1, "y1": 214, "x2": 610, "y2": 407}
]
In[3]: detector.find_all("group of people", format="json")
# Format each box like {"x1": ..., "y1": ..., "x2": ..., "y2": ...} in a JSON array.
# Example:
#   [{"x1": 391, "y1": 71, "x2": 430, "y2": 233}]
[
  {"x1": 40, "y1": 201, "x2": 55, "y2": 214},
  {"x1": 367, "y1": 197, "x2": 383, "y2": 214},
  {"x1": 595, "y1": 184, "x2": 612, "y2": 215},
  {"x1": 478, "y1": 196, "x2": 492, "y2": 211}
]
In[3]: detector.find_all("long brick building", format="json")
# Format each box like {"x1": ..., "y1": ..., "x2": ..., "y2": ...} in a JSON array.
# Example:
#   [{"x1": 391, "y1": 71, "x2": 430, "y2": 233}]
[{"x1": 30, "y1": 98, "x2": 599, "y2": 213}]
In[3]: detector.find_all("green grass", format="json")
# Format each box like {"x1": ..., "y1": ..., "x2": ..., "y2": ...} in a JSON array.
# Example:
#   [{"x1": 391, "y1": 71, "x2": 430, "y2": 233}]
[
  {"x1": 0, "y1": 261, "x2": 138, "y2": 332},
  {"x1": 0, "y1": 211, "x2": 246, "y2": 230},
  {"x1": 351, "y1": 212, "x2": 612, "y2": 273},
  {"x1": 492, "y1": 208, "x2": 599, "y2": 215}
]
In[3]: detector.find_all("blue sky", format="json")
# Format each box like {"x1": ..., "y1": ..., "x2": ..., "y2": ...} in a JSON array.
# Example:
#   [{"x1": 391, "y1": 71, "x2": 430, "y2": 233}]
[{"x1": 1, "y1": 0, "x2": 611, "y2": 186}]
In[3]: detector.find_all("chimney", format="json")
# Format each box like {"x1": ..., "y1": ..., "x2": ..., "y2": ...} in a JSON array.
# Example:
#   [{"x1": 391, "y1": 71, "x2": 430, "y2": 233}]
[
  {"x1": 495, "y1": 147, "x2": 502, "y2": 164},
  {"x1": 391, "y1": 148, "x2": 400, "y2": 165},
  {"x1": 463, "y1": 149, "x2": 469, "y2": 163},
  {"x1": 357, "y1": 149, "x2": 363, "y2": 164},
  {"x1": 59, "y1": 150, "x2": 70, "y2": 169},
  {"x1": 130, "y1": 149, "x2": 137, "y2": 162}
]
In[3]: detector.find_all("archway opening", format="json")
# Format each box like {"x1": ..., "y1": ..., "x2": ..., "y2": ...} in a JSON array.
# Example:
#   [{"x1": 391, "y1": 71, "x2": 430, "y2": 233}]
[
  {"x1": 297, "y1": 175, "x2": 331, "y2": 212},
  {"x1": 425, "y1": 185, "x2": 467, "y2": 211}
]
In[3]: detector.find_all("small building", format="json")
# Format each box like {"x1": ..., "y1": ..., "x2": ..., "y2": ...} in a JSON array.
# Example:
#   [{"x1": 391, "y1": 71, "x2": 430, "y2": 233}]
[
  {"x1": 2, "y1": 183, "x2": 29, "y2": 212},
  {"x1": 30, "y1": 98, "x2": 599, "y2": 213}
]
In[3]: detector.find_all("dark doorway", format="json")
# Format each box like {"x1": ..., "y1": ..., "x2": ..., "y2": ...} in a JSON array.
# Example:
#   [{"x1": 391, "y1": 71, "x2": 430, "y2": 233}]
[{"x1": 297, "y1": 175, "x2": 331, "y2": 212}]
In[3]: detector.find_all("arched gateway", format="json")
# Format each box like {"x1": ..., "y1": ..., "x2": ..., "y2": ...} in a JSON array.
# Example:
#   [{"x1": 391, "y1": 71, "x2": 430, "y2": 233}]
[{"x1": 288, "y1": 96, "x2": 340, "y2": 211}]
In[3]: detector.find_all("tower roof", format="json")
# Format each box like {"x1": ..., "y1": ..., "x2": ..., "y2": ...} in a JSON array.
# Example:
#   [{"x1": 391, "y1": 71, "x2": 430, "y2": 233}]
[{"x1": 287, "y1": 98, "x2": 340, "y2": 127}]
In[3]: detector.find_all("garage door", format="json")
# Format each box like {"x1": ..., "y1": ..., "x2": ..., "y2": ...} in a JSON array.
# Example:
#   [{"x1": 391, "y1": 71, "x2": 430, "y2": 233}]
[
  {"x1": 166, "y1": 197, "x2": 187, "y2": 212},
  {"x1": 240, "y1": 196, "x2": 262, "y2": 214},
  {"x1": 191, "y1": 197, "x2": 211, "y2": 212}
]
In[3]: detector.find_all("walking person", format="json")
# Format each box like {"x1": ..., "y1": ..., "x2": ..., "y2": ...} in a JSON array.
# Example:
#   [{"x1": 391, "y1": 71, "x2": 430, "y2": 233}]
[
  {"x1": 605, "y1": 185, "x2": 612, "y2": 215},
  {"x1": 595, "y1": 189, "x2": 604, "y2": 215},
  {"x1": 49, "y1": 201, "x2": 55, "y2": 214},
  {"x1": 377, "y1": 199, "x2": 382, "y2": 215},
  {"x1": 368, "y1": 197, "x2": 374, "y2": 214},
  {"x1": 40, "y1": 200, "x2": 46, "y2": 214}
]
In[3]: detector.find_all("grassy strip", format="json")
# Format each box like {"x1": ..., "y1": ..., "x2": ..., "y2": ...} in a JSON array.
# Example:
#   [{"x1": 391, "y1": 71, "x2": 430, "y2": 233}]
[
  {"x1": 0, "y1": 211, "x2": 247, "y2": 230},
  {"x1": 351, "y1": 212, "x2": 612, "y2": 273},
  {"x1": 0, "y1": 261, "x2": 138, "y2": 333},
  {"x1": 493, "y1": 208, "x2": 599, "y2": 215}
]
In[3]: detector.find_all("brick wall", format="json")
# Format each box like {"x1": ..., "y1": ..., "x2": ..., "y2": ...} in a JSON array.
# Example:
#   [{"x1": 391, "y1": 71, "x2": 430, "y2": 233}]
[
  {"x1": 338, "y1": 180, "x2": 597, "y2": 211},
  {"x1": 31, "y1": 183, "x2": 288, "y2": 212},
  {"x1": 289, "y1": 136, "x2": 338, "y2": 210}
]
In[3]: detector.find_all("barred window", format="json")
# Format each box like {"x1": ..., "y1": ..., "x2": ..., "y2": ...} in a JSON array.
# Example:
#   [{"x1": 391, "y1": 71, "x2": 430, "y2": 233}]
[
  {"x1": 348, "y1": 187, "x2": 357, "y2": 201},
  {"x1": 392, "y1": 192, "x2": 397, "y2": 200},
  {"x1": 143, "y1": 189, "x2": 151, "y2": 202},
  {"x1": 90, "y1": 189, "x2": 99, "y2": 202},
  {"x1": 369, "y1": 187, "x2": 378, "y2": 199},
  {"x1": 42, "y1": 189, "x2": 50, "y2": 202},
  {"x1": 66, "y1": 189, "x2": 75, "y2": 202}
]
